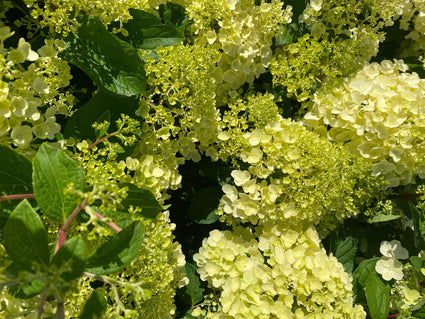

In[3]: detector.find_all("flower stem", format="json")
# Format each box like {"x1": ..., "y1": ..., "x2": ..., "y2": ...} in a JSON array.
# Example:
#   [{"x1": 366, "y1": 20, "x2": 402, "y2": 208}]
[
  {"x1": 54, "y1": 199, "x2": 88, "y2": 254},
  {"x1": 37, "y1": 285, "x2": 48, "y2": 319},
  {"x1": 87, "y1": 131, "x2": 119, "y2": 152},
  {"x1": 0, "y1": 193, "x2": 34, "y2": 201},
  {"x1": 94, "y1": 210, "x2": 122, "y2": 232}
]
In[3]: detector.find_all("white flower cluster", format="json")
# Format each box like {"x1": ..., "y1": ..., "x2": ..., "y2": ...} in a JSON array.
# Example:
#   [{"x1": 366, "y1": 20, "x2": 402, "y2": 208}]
[
  {"x1": 218, "y1": 114, "x2": 383, "y2": 233},
  {"x1": 193, "y1": 224, "x2": 365, "y2": 318},
  {"x1": 0, "y1": 29, "x2": 73, "y2": 153},
  {"x1": 387, "y1": 0, "x2": 425, "y2": 56},
  {"x1": 375, "y1": 240, "x2": 409, "y2": 281},
  {"x1": 304, "y1": 59, "x2": 425, "y2": 187},
  {"x1": 127, "y1": 140, "x2": 184, "y2": 201},
  {"x1": 186, "y1": 0, "x2": 292, "y2": 103}
]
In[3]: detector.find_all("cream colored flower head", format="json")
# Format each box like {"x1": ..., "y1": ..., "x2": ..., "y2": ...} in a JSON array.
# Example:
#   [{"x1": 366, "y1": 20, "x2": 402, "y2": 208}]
[
  {"x1": 375, "y1": 256, "x2": 404, "y2": 281},
  {"x1": 8, "y1": 38, "x2": 38, "y2": 64},
  {"x1": 375, "y1": 240, "x2": 408, "y2": 281},
  {"x1": 304, "y1": 60, "x2": 425, "y2": 187},
  {"x1": 380, "y1": 240, "x2": 409, "y2": 260}
]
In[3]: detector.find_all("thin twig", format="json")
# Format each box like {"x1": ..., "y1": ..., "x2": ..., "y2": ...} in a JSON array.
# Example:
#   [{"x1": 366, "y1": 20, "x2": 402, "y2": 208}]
[
  {"x1": 0, "y1": 193, "x2": 34, "y2": 202},
  {"x1": 54, "y1": 229, "x2": 67, "y2": 254},
  {"x1": 62, "y1": 199, "x2": 88, "y2": 232},
  {"x1": 54, "y1": 199, "x2": 88, "y2": 253},
  {"x1": 37, "y1": 285, "x2": 48, "y2": 319},
  {"x1": 87, "y1": 131, "x2": 119, "y2": 152},
  {"x1": 94, "y1": 210, "x2": 122, "y2": 232}
]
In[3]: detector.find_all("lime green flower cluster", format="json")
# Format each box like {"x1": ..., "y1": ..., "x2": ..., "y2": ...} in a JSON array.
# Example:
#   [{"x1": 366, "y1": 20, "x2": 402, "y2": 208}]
[
  {"x1": 22, "y1": 0, "x2": 185, "y2": 35},
  {"x1": 64, "y1": 121, "x2": 187, "y2": 318},
  {"x1": 50, "y1": 211, "x2": 187, "y2": 319},
  {"x1": 215, "y1": 93, "x2": 280, "y2": 162},
  {"x1": 0, "y1": 30, "x2": 74, "y2": 155},
  {"x1": 135, "y1": 43, "x2": 221, "y2": 198},
  {"x1": 215, "y1": 94, "x2": 386, "y2": 232},
  {"x1": 269, "y1": 33, "x2": 376, "y2": 102},
  {"x1": 387, "y1": 1, "x2": 425, "y2": 57},
  {"x1": 304, "y1": 59, "x2": 425, "y2": 187},
  {"x1": 141, "y1": 43, "x2": 220, "y2": 158},
  {"x1": 389, "y1": 261, "x2": 425, "y2": 318},
  {"x1": 193, "y1": 224, "x2": 365, "y2": 318},
  {"x1": 270, "y1": 0, "x2": 391, "y2": 102},
  {"x1": 93, "y1": 212, "x2": 187, "y2": 318},
  {"x1": 186, "y1": 0, "x2": 292, "y2": 103}
]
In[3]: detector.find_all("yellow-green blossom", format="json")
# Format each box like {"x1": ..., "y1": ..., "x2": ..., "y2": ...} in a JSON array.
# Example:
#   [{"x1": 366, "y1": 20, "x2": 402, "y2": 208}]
[
  {"x1": 0, "y1": 37, "x2": 74, "y2": 154},
  {"x1": 194, "y1": 224, "x2": 366, "y2": 318},
  {"x1": 186, "y1": 0, "x2": 292, "y2": 103},
  {"x1": 304, "y1": 59, "x2": 425, "y2": 187},
  {"x1": 22, "y1": 0, "x2": 186, "y2": 35},
  {"x1": 216, "y1": 95, "x2": 386, "y2": 233}
]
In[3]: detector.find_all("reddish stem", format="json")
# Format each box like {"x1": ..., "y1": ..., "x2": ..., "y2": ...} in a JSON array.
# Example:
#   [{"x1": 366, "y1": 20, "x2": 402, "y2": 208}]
[
  {"x1": 54, "y1": 229, "x2": 67, "y2": 254},
  {"x1": 79, "y1": 131, "x2": 119, "y2": 158},
  {"x1": 0, "y1": 193, "x2": 35, "y2": 201},
  {"x1": 54, "y1": 199, "x2": 88, "y2": 254},
  {"x1": 62, "y1": 199, "x2": 88, "y2": 232},
  {"x1": 87, "y1": 131, "x2": 118, "y2": 152},
  {"x1": 94, "y1": 211, "x2": 122, "y2": 232}
]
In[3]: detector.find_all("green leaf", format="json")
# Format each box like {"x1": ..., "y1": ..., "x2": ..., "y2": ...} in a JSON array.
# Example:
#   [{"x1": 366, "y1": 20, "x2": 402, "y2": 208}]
[
  {"x1": 0, "y1": 145, "x2": 32, "y2": 192},
  {"x1": 273, "y1": 22, "x2": 310, "y2": 47},
  {"x1": 33, "y1": 144, "x2": 85, "y2": 222},
  {"x1": 408, "y1": 200, "x2": 425, "y2": 250},
  {"x1": 4, "y1": 200, "x2": 49, "y2": 269},
  {"x1": 182, "y1": 263, "x2": 205, "y2": 306},
  {"x1": 63, "y1": 89, "x2": 139, "y2": 140},
  {"x1": 8, "y1": 279, "x2": 45, "y2": 299},
  {"x1": 0, "y1": 145, "x2": 33, "y2": 229},
  {"x1": 61, "y1": 15, "x2": 146, "y2": 96},
  {"x1": 121, "y1": 9, "x2": 183, "y2": 50},
  {"x1": 405, "y1": 56, "x2": 425, "y2": 79},
  {"x1": 333, "y1": 236, "x2": 358, "y2": 273},
  {"x1": 187, "y1": 187, "x2": 221, "y2": 224},
  {"x1": 352, "y1": 257, "x2": 379, "y2": 303},
  {"x1": 365, "y1": 273, "x2": 390, "y2": 319},
  {"x1": 370, "y1": 214, "x2": 403, "y2": 223},
  {"x1": 413, "y1": 303, "x2": 425, "y2": 318},
  {"x1": 274, "y1": 23, "x2": 298, "y2": 46},
  {"x1": 6, "y1": 263, "x2": 45, "y2": 299},
  {"x1": 158, "y1": 2, "x2": 190, "y2": 34},
  {"x1": 79, "y1": 290, "x2": 107, "y2": 319},
  {"x1": 52, "y1": 237, "x2": 86, "y2": 281},
  {"x1": 410, "y1": 256, "x2": 424, "y2": 273},
  {"x1": 120, "y1": 183, "x2": 162, "y2": 219},
  {"x1": 86, "y1": 221, "x2": 144, "y2": 275},
  {"x1": 353, "y1": 258, "x2": 379, "y2": 287}
]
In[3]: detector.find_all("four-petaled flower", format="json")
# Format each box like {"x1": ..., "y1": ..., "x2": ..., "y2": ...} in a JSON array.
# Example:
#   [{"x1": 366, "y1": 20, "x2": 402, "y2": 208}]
[
  {"x1": 375, "y1": 256, "x2": 404, "y2": 281},
  {"x1": 375, "y1": 240, "x2": 409, "y2": 281},
  {"x1": 380, "y1": 240, "x2": 409, "y2": 259}
]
